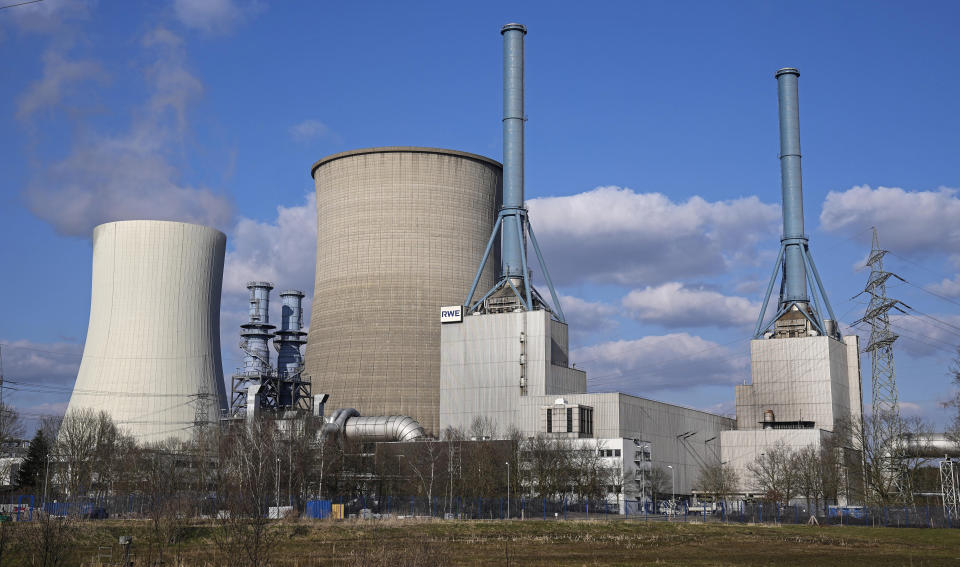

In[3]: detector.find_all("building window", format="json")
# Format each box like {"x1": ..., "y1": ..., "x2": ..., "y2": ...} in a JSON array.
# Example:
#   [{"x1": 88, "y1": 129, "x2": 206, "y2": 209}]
[
  {"x1": 614, "y1": 449, "x2": 621, "y2": 457},
  {"x1": 578, "y1": 406, "x2": 593, "y2": 436},
  {"x1": 547, "y1": 409, "x2": 552, "y2": 433},
  {"x1": 566, "y1": 408, "x2": 573, "y2": 433}
]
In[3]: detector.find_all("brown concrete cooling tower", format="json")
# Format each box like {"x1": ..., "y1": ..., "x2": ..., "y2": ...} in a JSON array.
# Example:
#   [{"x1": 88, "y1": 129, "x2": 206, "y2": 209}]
[{"x1": 304, "y1": 147, "x2": 501, "y2": 434}]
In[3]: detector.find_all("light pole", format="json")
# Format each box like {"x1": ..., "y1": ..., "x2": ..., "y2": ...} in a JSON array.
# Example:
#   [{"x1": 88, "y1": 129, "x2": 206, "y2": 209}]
[
  {"x1": 667, "y1": 465, "x2": 675, "y2": 516},
  {"x1": 396, "y1": 454, "x2": 405, "y2": 496},
  {"x1": 506, "y1": 461, "x2": 510, "y2": 519},
  {"x1": 43, "y1": 454, "x2": 51, "y2": 508},
  {"x1": 276, "y1": 457, "x2": 281, "y2": 513}
]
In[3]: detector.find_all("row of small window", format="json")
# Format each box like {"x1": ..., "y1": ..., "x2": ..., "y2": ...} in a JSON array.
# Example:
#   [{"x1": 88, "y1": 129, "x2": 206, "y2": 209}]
[
  {"x1": 599, "y1": 449, "x2": 621, "y2": 458},
  {"x1": 545, "y1": 406, "x2": 594, "y2": 435}
]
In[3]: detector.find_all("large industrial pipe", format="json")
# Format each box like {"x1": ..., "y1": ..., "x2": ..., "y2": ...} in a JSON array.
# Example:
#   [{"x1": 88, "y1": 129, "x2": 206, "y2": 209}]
[
  {"x1": 500, "y1": 23, "x2": 527, "y2": 280},
  {"x1": 901, "y1": 433, "x2": 960, "y2": 459},
  {"x1": 343, "y1": 415, "x2": 426, "y2": 443},
  {"x1": 320, "y1": 408, "x2": 425, "y2": 443},
  {"x1": 775, "y1": 68, "x2": 808, "y2": 305}
]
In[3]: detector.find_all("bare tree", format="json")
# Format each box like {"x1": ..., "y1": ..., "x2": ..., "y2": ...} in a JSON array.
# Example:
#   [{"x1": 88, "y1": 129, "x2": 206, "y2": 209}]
[
  {"x1": 0, "y1": 402, "x2": 24, "y2": 445},
  {"x1": 647, "y1": 465, "x2": 670, "y2": 505},
  {"x1": 570, "y1": 440, "x2": 608, "y2": 502},
  {"x1": 747, "y1": 441, "x2": 797, "y2": 506},
  {"x1": 469, "y1": 415, "x2": 498, "y2": 440},
  {"x1": 946, "y1": 346, "x2": 960, "y2": 449},
  {"x1": 695, "y1": 461, "x2": 740, "y2": 504},
  {"x1": 135, "y1": 439, "x2": 189, "y2": 565},
  {"x1": 56, "y1": 408, "x2": 102, "y2": 499},
  {"x1": 406, "y1": 439, "x2": 445, "y2": 508},
  {"x1": 0, "y1": 403, "x2": 24, "y2": 485},
  {"x1": 213, "y1": 419, "x2": 279, "y2": 567},
  {"x1": 850, "y1": 414, "x2": 934, "y2": 506}
]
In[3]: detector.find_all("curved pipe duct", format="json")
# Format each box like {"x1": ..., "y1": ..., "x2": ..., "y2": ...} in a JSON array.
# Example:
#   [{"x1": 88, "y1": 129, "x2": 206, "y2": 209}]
[
  {"x1": 320, "y1": 409, "x2": 424, "y2": 443},
  {"x1": 343, "y1": 415, "x2": 425, "y2": 443}
]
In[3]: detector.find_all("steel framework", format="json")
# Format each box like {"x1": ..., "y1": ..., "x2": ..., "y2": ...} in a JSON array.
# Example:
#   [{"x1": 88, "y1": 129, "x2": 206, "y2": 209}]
[
  {"x1": 941, "y1": 458, "x2": 959, "y2": 520},
  {"x1": 754, "y1": 68, "x2": 838, "y2": 339},
  {"x1": 464, "y1": 23, "x2": 565, "y2": 322},
  {"x1": 855, "y1": 228, "x2": 910, "y2": 502}
]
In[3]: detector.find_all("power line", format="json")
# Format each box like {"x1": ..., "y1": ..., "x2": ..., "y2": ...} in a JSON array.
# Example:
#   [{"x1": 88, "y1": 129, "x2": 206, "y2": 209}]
[{"x1": 0, "y1": 0, "x2": 44, "y2": 10}]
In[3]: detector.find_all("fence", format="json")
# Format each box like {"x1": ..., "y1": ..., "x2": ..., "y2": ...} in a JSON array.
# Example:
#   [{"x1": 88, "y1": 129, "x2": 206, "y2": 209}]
[{"x1": 7, "y1": 493, "x2": 960, "y2": 529}]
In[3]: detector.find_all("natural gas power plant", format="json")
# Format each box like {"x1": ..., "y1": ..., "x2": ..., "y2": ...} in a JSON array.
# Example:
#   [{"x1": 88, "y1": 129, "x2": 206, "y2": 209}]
[{"x1": 66, "y1": 22, "x2": 952, "y2": 508}]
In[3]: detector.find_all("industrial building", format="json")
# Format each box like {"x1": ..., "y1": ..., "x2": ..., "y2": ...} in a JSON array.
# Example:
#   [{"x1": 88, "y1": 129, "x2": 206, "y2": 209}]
[
  {"x1": 229, "y1": 282, "x2": 314, "y2": 419},
  {"x1": 438, "y1": 24, "x2": 735, "y2": 507},
  {"x1": 303, "y1": 147, "x2": 502, "y2": 435},
  {"x1": 719, "y1": 69, "x2": 863, "y2": 498},
  {"x1": 55, "y1": 23, "x2": 869, "y2": 512},
  {"x1": 65, "y1": 220, "x2": 228, "y2": 443}
]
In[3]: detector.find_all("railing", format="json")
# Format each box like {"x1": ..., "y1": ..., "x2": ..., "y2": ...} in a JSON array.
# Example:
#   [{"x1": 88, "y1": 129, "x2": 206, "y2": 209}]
[{"x1": 6, "y1": 493, "x2": 959, "y2": 529}]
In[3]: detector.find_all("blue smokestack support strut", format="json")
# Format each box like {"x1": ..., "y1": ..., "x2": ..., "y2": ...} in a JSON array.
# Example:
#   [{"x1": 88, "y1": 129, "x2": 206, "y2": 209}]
[
  {"x1": 462, "y1": 23, "x2": 565, "y2": 322},
  {"x1": 754, "y1": 68, "x2": 838, "y2": 338},
  {"x1": 501, "y1": 23, "x2": 527, "y2": 280},
  {"x1": 776, "y1": 68, "x2": 808, "y2": 306}
]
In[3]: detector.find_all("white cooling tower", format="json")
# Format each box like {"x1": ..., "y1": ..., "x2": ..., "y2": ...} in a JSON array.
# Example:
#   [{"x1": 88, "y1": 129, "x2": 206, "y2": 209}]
[{"x1": 65, "y1": 220, "x2": 228, "y2": 443}]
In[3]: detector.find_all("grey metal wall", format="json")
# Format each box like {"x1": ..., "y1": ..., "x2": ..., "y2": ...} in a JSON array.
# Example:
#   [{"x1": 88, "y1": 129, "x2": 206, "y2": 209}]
[
  {"x1": 306, "y1": 147, "x2": 502, "y2": 435},
  {"x1": 66, "y1": 220, "x2": 227, "y2": 443}
]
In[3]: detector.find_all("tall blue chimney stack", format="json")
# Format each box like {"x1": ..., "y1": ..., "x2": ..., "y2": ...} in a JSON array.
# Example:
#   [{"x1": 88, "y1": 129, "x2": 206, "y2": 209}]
[
  {"x1": 754, "y1": 68, "x2": 838, "y2": 339},
  {"x1": 464, "y1": 23, "x2": 565, "y2": 322}
]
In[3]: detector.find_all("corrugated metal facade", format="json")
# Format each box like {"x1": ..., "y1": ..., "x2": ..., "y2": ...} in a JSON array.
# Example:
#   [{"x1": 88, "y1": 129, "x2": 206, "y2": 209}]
[{"x1": 305, "y1": 147, "x2": 502, "y2": 435}]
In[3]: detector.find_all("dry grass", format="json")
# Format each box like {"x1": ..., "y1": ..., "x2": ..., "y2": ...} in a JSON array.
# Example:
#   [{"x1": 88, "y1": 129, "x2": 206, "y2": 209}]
[{"x1": 4, "y1": 517, "x2": 960, "y2": 566}]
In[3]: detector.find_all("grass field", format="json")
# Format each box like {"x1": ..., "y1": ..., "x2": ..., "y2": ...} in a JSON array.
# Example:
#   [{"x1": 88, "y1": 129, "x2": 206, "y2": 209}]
[{"x1": 5, "y1": 518, "x2": 960, "y2": 566}]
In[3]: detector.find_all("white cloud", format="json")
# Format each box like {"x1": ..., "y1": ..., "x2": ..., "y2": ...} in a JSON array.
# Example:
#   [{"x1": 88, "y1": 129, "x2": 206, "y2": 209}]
[
  {"x1": 557, "y1": 294, "x2": 618, "y2": 342},
  {"x1": 571, "y1": 333, "x2": 749, "y2": 393},
  {"x1": 221, "y1": 193, "x2": 318, "y2": 370},
  {"x1": 23, "y1": 28, "x2": 233, "y2": 237},
  {"x1": 527, "y1": 186, "x2": 779, "y2": 287},
  {"x1": 887, "y1": 313, "x2": 960, "y2": 359},
  {"x1": 621, "y1": 282, "x2": 758, "y2": 328},
  {"x1": 16, "y1": 50, "x2": 107, "y2": 120},
  {"x1": 927, "y1": 275, "x2": 960, "y2": 298},
  {"x1": 0, "y1": 339, "x2": 82, "y2": 388},
  {"x1": 223, "y1": 193, "x2": 317, "y2": 297},
  {"x1": 172, "y1": 0, "x2": 263, "y2": 34},
  {"x1": 289, "y1": 119, "x2": 336, "y2": 143},
  {"x1": 820, "y1": 185, "x2": 960, "y2": 255}
]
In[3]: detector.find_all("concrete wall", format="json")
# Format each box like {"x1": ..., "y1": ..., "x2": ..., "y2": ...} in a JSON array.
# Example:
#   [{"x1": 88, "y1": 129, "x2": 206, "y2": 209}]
[
  {"x1": 739, "y1": 336, "x2": 855, "y2": 431},
  {"x1": 522, "y1": 393, "x2": 734, "y2": 496},
  {"x1": 844, "y1": 335, "x2": 864, "y2": 439},
  {"x1": 441, "y1": 309, "x2": 733, "y2": 495},
  {"x1": 306, "y1": 147, "x2": 501, "y2": 435},
  {"x1": 66, "y1": 220, "x2": 227, "y2": 443},
  {"x1": 720, "y1": 428, "x2": 830, "y2": 496},
  {"x1": 440, "y1": 310, "x2": 584, "y2": 433}
]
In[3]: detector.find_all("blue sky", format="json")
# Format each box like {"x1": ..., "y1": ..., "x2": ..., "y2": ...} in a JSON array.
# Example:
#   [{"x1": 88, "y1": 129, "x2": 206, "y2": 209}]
[{"x1": 1, "y1": 0, "x2": 959, "y2": 432}]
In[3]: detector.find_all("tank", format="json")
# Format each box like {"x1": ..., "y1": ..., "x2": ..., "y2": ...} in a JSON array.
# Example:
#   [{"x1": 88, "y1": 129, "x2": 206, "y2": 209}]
[
  {"x1": 65, "y1": 220, "x2": 228, "y2": 442},
  {"x1": 304, "y1": 147, "x2": 502, "y2": 435}
]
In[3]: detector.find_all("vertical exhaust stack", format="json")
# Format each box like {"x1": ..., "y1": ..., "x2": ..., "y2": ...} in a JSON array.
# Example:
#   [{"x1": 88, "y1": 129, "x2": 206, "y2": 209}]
[
  {"x1": 240, "y1": 282, "x2": 275, "y2": 375},
  {"x1": 754, "y1": 68, "x2": 838, "y2": 339},
  {"x1": 500, "y1": 22, "x2": 527, "y2": 283},
  {"x1": 776, "y1": 68, "x2": 808, "y2": 306},
  {"x1": 463, "y1": 23, "x2": 565, "y2": 322},
  {"x1": 276, "y1": 290, "x2": 307, "y2": 378}
]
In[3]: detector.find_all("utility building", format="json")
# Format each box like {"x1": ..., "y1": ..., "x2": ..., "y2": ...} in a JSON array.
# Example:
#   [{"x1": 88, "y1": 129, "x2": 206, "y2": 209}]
[
  {"x1": 440, "y1": 24, "x2": 734, "y2": 506},
  {"x1": 720, "y1": 69, "x2": 863, "y2": 498}
]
